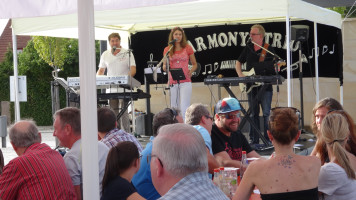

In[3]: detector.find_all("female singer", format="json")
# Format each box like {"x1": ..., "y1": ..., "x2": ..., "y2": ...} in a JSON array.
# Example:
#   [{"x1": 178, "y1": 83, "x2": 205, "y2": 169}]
[{"x1": 163, "y1": 27, "x2": 197, "y2": 121}]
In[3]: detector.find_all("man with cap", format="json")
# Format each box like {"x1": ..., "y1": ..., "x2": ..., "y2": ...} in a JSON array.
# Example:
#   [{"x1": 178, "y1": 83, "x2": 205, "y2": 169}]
[{"x1": 211, "y1": 97, "x2": 260, "y2": 168}]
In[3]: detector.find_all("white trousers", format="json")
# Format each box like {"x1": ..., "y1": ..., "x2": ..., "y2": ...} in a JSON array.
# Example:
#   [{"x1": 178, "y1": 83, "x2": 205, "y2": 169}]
[{"x1": 170, "y1": 82, "x2": 192, "y2": 122}]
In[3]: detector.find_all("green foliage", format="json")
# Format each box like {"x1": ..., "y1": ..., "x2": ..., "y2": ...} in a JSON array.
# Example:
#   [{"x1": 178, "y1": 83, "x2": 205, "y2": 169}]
[
  {"x1": 329, "y1": 6, "x2": 356, "y2": 18},
  {"x1": 33, "y1": 36, "x2": 68, "y2": 69},
  {"x1": 0, "y1": 38, "x2": 101, "y2": 125}
]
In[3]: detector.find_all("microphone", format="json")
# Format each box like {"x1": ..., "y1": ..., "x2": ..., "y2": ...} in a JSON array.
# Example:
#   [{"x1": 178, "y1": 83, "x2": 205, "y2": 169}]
[
  {"x1": 112, "y1": 46, "x2": 117, "y2": 54},
  {"x1": 169, "y1": 39, "x2": 177, "y2": 45}
]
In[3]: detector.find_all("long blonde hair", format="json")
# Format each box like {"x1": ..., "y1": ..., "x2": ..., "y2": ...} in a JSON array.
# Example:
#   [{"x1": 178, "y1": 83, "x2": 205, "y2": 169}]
[{"x1": 321, "y1": 113, "x2": 355, "y2": 179}]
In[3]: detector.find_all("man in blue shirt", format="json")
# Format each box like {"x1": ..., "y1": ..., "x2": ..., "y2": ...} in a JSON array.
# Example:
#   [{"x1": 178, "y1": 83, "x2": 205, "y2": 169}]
[{"x1": 185, "y1": 103, "x2": 220, "y2": 176}]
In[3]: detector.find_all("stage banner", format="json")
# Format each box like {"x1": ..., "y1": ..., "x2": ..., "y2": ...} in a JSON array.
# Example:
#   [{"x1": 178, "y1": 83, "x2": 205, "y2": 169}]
[{"x1": 131, "y1": 21, "x2": 342, "y2": 84}]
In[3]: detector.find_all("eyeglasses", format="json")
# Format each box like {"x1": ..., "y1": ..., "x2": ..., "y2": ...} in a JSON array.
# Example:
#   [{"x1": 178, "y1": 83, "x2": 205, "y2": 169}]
[
  {"x1": 250, "y1": 33, "x2": 261, "y2": 36},
  {"x1": 147, "y1": 154, "x2": 164, "y2": 167},
  {"x1": 220, "y1": 112, "x2": 241, "y2": 120},
  {"x1": 205, "y1": 115, "x2": 213, "y2": 120}
]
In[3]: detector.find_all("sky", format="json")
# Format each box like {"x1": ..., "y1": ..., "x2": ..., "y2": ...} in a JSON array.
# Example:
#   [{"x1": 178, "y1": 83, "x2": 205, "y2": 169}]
[{"x1": 0, "y1": 19, "x2": 9, "y2": 36}]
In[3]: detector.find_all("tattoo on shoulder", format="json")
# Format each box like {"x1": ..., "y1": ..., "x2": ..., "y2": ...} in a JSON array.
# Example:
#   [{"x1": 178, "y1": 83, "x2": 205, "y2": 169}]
[{"x1": 277, "y1": 155, "x2": 296, "y2": 169}]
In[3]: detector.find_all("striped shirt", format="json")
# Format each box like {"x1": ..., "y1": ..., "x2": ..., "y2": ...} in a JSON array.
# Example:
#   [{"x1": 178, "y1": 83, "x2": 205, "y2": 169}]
[
  {"x1": 0, "y1": 143, "x2": 76, "y2": 200},
  {"x1": 101, "y1": 128, "x2": 143, "y2": 152}
]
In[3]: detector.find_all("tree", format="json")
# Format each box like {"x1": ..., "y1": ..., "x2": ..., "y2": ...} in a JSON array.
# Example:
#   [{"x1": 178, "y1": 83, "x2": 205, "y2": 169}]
[
  {"x1": 0, "y1": 38, "x2": 101, "y2": 125},
  {"x1": 32, "y1": 36, "x2": 69, "y2": 70},
  {"x1": 329, "y1": 6, "x2": 356, "y2": 18},
  {"x1": 32, "y1": 36, "x2": 71, "y2": 115}
]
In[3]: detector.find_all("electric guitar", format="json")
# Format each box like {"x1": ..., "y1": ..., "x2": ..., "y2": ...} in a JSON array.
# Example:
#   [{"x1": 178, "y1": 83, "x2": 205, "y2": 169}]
[
  {"x1": 239, "y1": 69, "x2": 260, "y2": 94},
  {"x1": 239, "y1": 61, "x2": 286, "y2": 94}
]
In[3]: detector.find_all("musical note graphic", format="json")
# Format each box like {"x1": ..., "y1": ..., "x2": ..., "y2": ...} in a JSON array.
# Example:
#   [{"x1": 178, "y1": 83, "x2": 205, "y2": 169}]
[
  {"x1": 202, "y1": 64, "x2": 212, "y2": 75},
  {"x1": 214, "y1": 62, "x2": 219, "y2": 72},
  {"x1": 322, "y1": 45, "x2": 328, "y2": 55},
  {"x1": 329, "y1": 44, "x2": 335, "y2": 54}
]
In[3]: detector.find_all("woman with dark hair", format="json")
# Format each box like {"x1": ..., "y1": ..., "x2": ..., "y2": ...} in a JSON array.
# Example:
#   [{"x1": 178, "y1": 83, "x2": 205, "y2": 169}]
[
  {"x1": 101, "y1": 141, "x2": 145, "y2": 200},
  {"x1": 318, "y1": 113, "x2": 356, "y2": 199},
  {"x1": 162, "y1": 26, "x2": 197, "y2": 121},
  {"x1": 233, "y1": 107, "x2": 320, "y2": 200}
]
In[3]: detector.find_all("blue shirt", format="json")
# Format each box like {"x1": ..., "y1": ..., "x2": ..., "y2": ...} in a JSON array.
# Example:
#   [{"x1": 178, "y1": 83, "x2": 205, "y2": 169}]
[
  {"x1": 193, "y1": 125, "x2": 213, "y2": 155},
  {"x1": 132, "y1": 136, "x2": 161, "y2": 200}
]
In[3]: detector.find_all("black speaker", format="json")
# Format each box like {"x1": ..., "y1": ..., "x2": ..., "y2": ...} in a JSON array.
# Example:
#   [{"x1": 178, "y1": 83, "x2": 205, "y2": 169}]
[{"x1": 291, "y1": 25, "x2": 309, "y2": 42}]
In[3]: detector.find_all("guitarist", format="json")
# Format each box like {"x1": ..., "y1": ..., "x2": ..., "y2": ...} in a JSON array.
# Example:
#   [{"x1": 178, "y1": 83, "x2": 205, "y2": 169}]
[{"x1": 235, "y1": 24, "x2": 276, "y2": 146}]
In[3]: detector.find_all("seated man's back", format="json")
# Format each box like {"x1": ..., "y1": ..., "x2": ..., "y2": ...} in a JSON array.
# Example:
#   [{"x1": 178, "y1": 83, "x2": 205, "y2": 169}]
[{"x1": 0, "y1": 143, "x2": 76, "y2": 200}]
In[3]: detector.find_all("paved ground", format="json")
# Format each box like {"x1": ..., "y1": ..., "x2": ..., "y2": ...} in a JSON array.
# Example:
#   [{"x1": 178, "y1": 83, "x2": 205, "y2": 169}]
[{"x1": 1, "y1": 126, "x2": 315, "y2": 166}]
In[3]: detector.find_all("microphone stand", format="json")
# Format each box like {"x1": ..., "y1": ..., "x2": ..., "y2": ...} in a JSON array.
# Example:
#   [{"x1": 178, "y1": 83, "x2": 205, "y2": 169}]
[{"x1": 156, "y1": 45, "x2": 174, "y2": 89}]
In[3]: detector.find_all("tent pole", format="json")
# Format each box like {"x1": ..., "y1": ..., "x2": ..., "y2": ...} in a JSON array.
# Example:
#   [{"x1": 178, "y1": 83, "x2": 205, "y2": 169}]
[
  {"x1": 11, "y1": 26, "x2": 20, "y2": 122},
  {"x1": 314, "y1": 22, "x2": 319, "y2": 102},
  {"x1": 78, "y1": 0, "x2": 100, "y2": 199},
  {"x1": 340, "y1": 86, "x2": 343, "y2": 105},
  {"x1": 286, "y1": 16, "x2": 291, "y2": 107}
]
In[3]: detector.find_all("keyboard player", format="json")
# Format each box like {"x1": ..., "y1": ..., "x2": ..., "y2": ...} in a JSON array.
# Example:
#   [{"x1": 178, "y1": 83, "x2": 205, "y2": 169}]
[
  {"x1": 97, "y1": 32, "x2": 136, "y2": 133},
  {"x1": 235, "y1": 24, "x2": 276, "y2": 145}
]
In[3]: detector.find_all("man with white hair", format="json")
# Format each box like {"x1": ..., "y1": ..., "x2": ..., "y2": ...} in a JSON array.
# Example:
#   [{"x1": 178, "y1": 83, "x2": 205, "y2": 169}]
[
  {"x1": 150, "y1": 123, "x2": 228, "y2": 200},
  {"x1": 0, "y1": 120, "x2": 76, "y2": 200}
]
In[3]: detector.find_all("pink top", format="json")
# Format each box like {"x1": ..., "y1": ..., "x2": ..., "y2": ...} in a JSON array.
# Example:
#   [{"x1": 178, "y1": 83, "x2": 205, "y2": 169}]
[{"x1": 164, "y1": 44, "x2": 194, "y2": 84}]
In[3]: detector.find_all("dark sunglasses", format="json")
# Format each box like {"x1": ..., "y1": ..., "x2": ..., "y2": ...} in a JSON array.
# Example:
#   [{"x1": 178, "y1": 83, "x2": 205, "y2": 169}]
[{"x1": 220, "y1": 112, "x2": 241, "y2": 120}]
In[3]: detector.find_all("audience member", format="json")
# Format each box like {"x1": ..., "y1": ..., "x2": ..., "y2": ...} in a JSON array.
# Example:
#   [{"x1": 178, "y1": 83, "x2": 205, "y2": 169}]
[
  {"x1": 185, "y1": 103, "x2": 220, "y2": 174},
  {"x1": 211, "y1": 97, "x2": 260, "y2": 168},
  {"x1": 310, "y1": 98, "x2": 356, "y2": 165},
  {"x1": 101, "y1": 141, "x2": 145, "y2": 200},
  {"x1": 98, "y1": 107, "x2": 143, "y2": 152},
  {"x1": 0, "y1": 120, "x2": 76, "y2": 200},
  {"x1": 327, "y1": 110, "x2": 356, "y2": 157},
  {"x1": 53, "y1": 107, "x2": 109, "y2": 200},
  {"x1": 318, "y1": 113, "x2": 356, "y2": 200},
  {"x1": 132, "y1": 107, "x2": 183, "y2": 200},
  {"x1": 233, "y1": 107, "x2": 320, "y2": 200},
  {"x1": 310, "y1": 97, "x2": 343, "y2": 163},
  {"x1": 151, "y1": 123, "x2": 228, "y2": 200}
]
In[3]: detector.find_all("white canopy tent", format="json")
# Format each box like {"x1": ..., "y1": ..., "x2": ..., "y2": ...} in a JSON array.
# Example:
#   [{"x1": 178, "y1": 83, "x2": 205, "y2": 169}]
[
  {"x1": 1, "y1": 0, "x2": 341, "y2": 199},
  {"x1": 9, "y1": 0, "x2": 342, "y2": 105}
]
